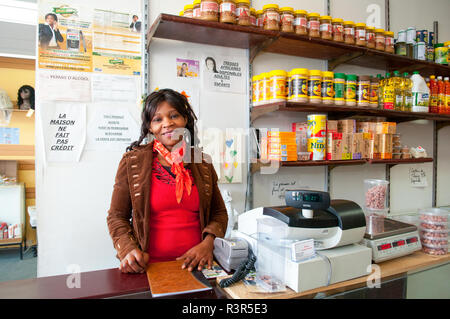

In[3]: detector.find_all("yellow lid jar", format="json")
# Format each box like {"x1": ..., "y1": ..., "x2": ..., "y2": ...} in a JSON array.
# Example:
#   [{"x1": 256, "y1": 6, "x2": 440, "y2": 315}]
[
  {"x1": 280, "y1": 7, "x2": 295, "y2": 33},
  {"x1": 236, "y1": 0, "x2": 251, "y2": 26},
  {"x1": 294, "y1": 10, "x2": 308, "y2": 35},
  {"x1": 355, "y1": 23, "x2": 366, "y2": 46},
  {"x1": 263, "y1": 4, "x2": 280, "y2": 31},
  {"x1": 332, "y1": 18, "x2": 344, "y2": 42},
  {"x1": 252, "y1": 74, "x2": 261, "y2": 106},
  {"x1": 219, "y1": 0, "x2": 236, "y2": 24},
  {"x1": 193, "y1": 0, "x2": 201, "y2": 18},
  {"x1": 200, "y1": 0, "x2": 219, "y2": 21},
  {"x1": 250, "y1": 8, "x2": 257, "y2": 26},
  {"x1": 256, "y1": 10, "x2": 264, "y2": 27},
  {"x1": 260, "y1": 72, "x2": 270, "y2": 104},
  {"x1": 319, "y1": 15, "x2": 332, "y2": 40},
  {"x1": 375, "y1": 28, "x2": 385, "y2": 51},
  {"x1": 290, "y1": 68, "x2": 309, "y2": 102},
  {"x1": 269, "y1": 70, "x2": 287, "y2": 102},
  {"x1": 183, "y1": 4, "x2": 194, "y2": 18},
  {"x1": 308, "y1": 13, "x2": 320, "y2": 38},
  {"x1": 286, "y1": 71, "x2": 292, "y2": 100},
  {"x1": 344, "y1": 21, "x2": 355, "y2": 44},
  {"x1": 366, "y1": 26, "x2": 375, "y2": 48},
  {"x1": 321, "y1": 71, "x2": 335, "y2": 104},
  {"x1": 384, "y1": 31, "x2": 395, "y2": 53},
  {"x1": 308, "y1": 70, "x2": 322, "y2": 103}
]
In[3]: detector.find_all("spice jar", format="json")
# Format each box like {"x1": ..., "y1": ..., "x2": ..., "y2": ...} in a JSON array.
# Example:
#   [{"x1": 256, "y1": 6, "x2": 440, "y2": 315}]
[
  {"x1": 322, "y1": 71, "x2": 334, "y2": 104},
  {"x1": 357, "y1": 75, "x2": 371, "y2": 107},
  {"x1": 200, "y1": 0, "x2": 219, "y2": 21},
  {"x1": 286, "y1": 71, "x2": 291, "y2": 100},
  {"x1": 252, "y1": 74, "x2": 261, "y2": 106},
  {"x1": 345, "y1": 74, "x2": 357, "y2": 106},
  {"x1": 294, "y1": 10, "x2": 308, "y2": 35},
  {"x1": 269, "y1": 70, "x2": 287, "y2": 102},
  {"x1": 334, "y1": 73, "x2": 346, "y2": 105},
  {"x1": 290, "y1": 68, "x2": 309, "y2": 102},
  {"x1": 183, "y1": 4, "x2": 194, "y2": 18},
  {"x1": 193, "y1": 0, "x2": 201, "y2": 18},
  {"x1": 236, "y1": 0, "x2": 251, "y2": 26},
  {"x1": 384, "y1": 31, "x2": 395, "y2": 53},
  {"x1": 250, "y1": 8, "x2": 257, "y2": 26},
  {"x1": 280, "y1": 7, "x2": 295, "y2": 33},
  {"x1": 319, "y1": 16, "x2": 332, "y2": 40},
  {"x1": 263, "y1": 4, "x2": 280, "y2": 31},
  {"x1": 355, "y1": 23, "x2": 366, "y2": 46},
  {"x1": 366, "y1": 26, "x2": 375, "y2": 48},
  {"x1": 369, "y1": 77, "x2": 380, "y2": 108},
  {"x1": 375, "y1": 28, "x2": 385, "y2": 51},
  {"x1": 219, "y1": 0, "x2": 236, "y2": 24},
  {"x1": 344, "y1": 21, "x2": 355, "y2": 45},
  {"x1": 332, "y1": 18, "x2": 344, "y2": 42},
  {"x1": 308, "y1": 13, "x2": 320, "y2": 38},
  {"x1": 256, "y1": 10, "x2": 264, "y2": 27},
  {"x1": 308, "y1": 70, "x2": 322, "y2": 103},
  {"x1": 260, "y1": 72, "x2": 270, "y2": 105}
]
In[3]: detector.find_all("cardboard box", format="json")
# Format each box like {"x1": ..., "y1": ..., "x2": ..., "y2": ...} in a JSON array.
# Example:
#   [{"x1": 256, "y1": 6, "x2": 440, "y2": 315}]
[
  {"x1": 373, "y1": 133, "x2": 393, "y2": 159},
  {"x1": 368, "y1": 122, "x2": 377, "y2": 134},
  {"x1": 268, "y1": 137, "x2": 297, "y2": 144},
  {"x1": 267, "y1": 131, "x2": 296, "y2": 138},
  {"x1": 338, "y1": 119, "x2": 356, "y2": 134},
  {"x1": 351, "y1": 133, "x2": 363, "y2": 159},
  {"x1": 296, "y1": 131, "x2": 308, "y2": 153},
  {"x1": 341, "y1": 133, "x2": 352, "y2": 159},
  {"x1": 327, "y1": 120, "x2": 338, "y2": 134},
  {"x1": 356, "y1": 122, "x2": 371, "y2": 133},
  {"x1": 375, "y1": 122, "x2": 397, "y2": 135},
  {"x1": 292, "y1": 122, "x2": 308, "y2": 132},
  {"x1": 268, "y1": 154, "x2": 298, "y2": 161},
  {"x1": 327, "y1": 132, "x2": 343, "y2": 160},
  {"x1": 362, "y1": 132, "x2": 374, "y2": 159}
]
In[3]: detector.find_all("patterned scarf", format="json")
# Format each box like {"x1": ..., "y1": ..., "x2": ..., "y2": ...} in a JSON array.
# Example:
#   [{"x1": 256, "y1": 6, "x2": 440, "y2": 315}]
[{"x1": 153, "y1": 139, "x2": 192, "y2": 204}]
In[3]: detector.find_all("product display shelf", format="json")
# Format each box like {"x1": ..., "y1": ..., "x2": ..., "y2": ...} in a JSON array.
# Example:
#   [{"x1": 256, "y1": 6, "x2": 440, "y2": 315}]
[
  {"x1": 251, "y1": 101, "x2": 450, "y2": 123},
  {"x1": 146, "y1": 14, "x2": 450, "y2": 76}
]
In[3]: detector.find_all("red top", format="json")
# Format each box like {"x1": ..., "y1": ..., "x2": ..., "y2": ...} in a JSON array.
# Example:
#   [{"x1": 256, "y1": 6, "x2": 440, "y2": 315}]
[{"x1": 147, "y1": 154, "x2": 201, "y2": 263}]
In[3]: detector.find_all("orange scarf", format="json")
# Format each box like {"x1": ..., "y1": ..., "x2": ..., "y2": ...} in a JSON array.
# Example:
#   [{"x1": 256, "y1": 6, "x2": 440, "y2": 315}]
[{"x1": 153, "y1": 139, "x2": 192, "y2": 204}]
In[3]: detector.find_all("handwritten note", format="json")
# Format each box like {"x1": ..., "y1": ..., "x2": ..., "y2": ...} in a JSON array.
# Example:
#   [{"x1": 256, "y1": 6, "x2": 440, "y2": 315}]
[
  {"x1": 409, "y1": 168, "x2": 427, "y2": 187},
  {"x1": 271, "y1": 180, "x2": 298, "y2": 200}
]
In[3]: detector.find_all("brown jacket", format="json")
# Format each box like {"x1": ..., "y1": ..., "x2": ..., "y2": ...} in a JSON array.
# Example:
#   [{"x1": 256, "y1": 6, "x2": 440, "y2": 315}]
[{"x1": 107, "y1": 141, "x2": 228, "y2": 260}]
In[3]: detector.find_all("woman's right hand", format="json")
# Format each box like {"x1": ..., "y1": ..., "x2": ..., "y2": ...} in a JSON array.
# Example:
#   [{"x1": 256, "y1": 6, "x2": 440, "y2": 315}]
[{"x1": 119, "y1": 248, "x2": 149, "y2": 273}]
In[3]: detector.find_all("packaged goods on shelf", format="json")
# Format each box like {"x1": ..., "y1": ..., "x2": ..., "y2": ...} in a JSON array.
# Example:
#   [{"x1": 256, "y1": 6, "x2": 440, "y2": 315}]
[
  {"x1": 308, "y1": 70, "x2": 322, "y2": 103},
  {"x1": 338, "y1": 119, "x2": 356, "y2": 134},
  {"x1": 326, "y1": 132, "x2": 342, "y2": 160},
  {"x1": 280, "y1": 7, "x2": 294, "y2": 32},
  {"x1": 292, "y1": 122, "x2": 308, "y2": 155},
  {"x1": 373, "y1": 133, "x2": 393, "y2": 159},
  {"x1": 307, "y1": 137, "x2": 326, "y2": 160},
  {"x1": 341, "y1": 133, "x2": 352, "y2": 159},
  {"x1": 375, "y1": 122, "x2": 396, "y2": 134},
  {"x1": 327, "y1": 120, "x2": 338, "y2": 133},
  {"x1": 236, "y1": 0, "x2": 251, "y2": 26},
  {"x1": 362, "y1": 133, "x2": 374, "y2": 159},
  {"x1": 219, "y1": 0, "x2": 236, "y2": 24},
  {"x1": 351, "y1": 133, "x2": 363, "y2": 159},
  {"x1": 307, "y1": 114, "x2": 327, "y2": 138},
  {"x1": 411, "y1": 71, "x2": 430, "y2": 112}
]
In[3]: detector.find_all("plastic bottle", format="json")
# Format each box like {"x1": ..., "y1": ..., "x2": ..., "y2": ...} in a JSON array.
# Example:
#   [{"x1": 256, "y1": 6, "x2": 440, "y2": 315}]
[
  {"x1": 402, "y1": 72, "x2": 413, "y2": 112},
  {"x1": 393, "y1": 71, "x2": 403, "y2": 111},
  {"x1": 382, "y1": 73, "x2": 394, "y2": 110},
  {"x1": 377, "y1": 74, "x2": 385, "y2": 109},
  {"x1": 429, "y1": 75, "x2": 438, "y2": 113},
  {"x1": 445, "y1": 77, "x2": 450, "y2": 115},
  {"x1": 411, "y1": 71, "x2": 430, "y2": 113},
  {"x1": 437, "y1": 76, "x2": 445, "y2": 114}
]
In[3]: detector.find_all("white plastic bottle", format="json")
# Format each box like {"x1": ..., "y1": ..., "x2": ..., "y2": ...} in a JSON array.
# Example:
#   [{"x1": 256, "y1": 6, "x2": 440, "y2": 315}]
[{"x1": 411, "y1": 71, "x2": 430, "y2": 112}]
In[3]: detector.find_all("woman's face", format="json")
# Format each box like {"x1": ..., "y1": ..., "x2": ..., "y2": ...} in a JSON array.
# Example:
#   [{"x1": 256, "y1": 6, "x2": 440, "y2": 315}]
[
  {"x1": 20, "y1": 89, "x2": 30, "y2": 99},
  {"x1": 206, "y1": 59, "x2": 214, "y2": 70},
  {"x1": 150, "y1": 101, "x2": 187, "y2": 150}
]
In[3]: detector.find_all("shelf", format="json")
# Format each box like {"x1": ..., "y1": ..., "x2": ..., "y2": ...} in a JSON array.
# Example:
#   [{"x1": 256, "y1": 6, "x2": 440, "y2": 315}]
[
  {"x1": 251, "y1": 101, "x2": 450, "y2": 123},
  {"x1": 0, "y1": 145, "x2": 34, "y2": 158},
  {"x1": 147, "y1": 14, "x2": 450, "y2": 76},
  {"x1": 251, "y1": 158, "x2": 433, "y2": 173}
]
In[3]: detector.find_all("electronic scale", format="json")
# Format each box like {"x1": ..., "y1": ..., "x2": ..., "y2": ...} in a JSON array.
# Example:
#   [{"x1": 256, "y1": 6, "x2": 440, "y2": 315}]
[{"x1": 361, "y1": 218, "x2": 422, "y2": 263}]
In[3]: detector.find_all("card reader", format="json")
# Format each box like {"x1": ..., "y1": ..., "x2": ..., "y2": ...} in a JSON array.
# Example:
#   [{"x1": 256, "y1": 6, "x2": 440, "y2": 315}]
[{"x1": 213, "y1": 238, "x2": 249, "y2": 272}]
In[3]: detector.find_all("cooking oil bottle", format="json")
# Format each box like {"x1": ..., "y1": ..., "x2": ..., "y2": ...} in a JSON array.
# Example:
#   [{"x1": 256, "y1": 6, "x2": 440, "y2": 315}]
[
  {"x1": 393, "y1": 71, "x2": 404, "y2": 111},
  {"x1": 382, "y1": 72, "x2": 394, "y2": 110},
  {"x1": 402, "y1": 72, "x2": 413, "y2": 112}
]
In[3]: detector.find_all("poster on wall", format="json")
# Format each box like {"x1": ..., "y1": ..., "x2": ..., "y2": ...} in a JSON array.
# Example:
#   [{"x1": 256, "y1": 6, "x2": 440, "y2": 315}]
[
  {"x1": 92, "y1": 74, "x2": 140, "y2": 104},
  {"x1": 38, "y1": 69, "x2": 91, "y2": 102},
  {"x1": 176, "y1": 58, "x2": 199, "y2": 78},
  {"x1": 201, "y1": 54, "x2": 247, "y2": 94},
  {"x1": 41, "y1": 102, "x2": 86, "y2": 162}
]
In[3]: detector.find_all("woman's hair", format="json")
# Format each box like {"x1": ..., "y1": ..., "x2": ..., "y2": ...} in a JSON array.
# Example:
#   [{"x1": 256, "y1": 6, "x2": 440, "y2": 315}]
[
  {"x1": 205, "y1": 57, "x2": 218, "y2": 73},
  {"x1": 17, "y1": 85, "x2": 35, "y2": 110},
  {"x1": 127, "y1": 88, "x2": 198, "y2": 152}
]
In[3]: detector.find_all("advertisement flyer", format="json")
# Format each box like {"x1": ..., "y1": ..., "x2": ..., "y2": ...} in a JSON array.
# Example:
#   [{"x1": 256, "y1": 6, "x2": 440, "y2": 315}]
[
  {"x1": 202, "y1": 54, "x2": 247, "y2": 94},
  {"x1": 38, "y1": 69, "x2": 91, "y2": 102}
]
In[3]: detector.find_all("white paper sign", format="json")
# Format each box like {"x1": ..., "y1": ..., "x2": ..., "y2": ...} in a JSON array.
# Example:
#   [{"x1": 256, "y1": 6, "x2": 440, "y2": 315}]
[
  {"x1": 42, "y1": 103, "x2": 86, "y2": 162},
  {"x1": 409, "y1": 167, "x2": 428, "y2": 187},
  {"x1": 202, "y1": 54, "x2": 247, "y2": 94},
  {"x1": 92, "y1": 74, "x2": 140, "y2": 103},
  {"x1": 38, "y1": 70, "x2": 92, "y2": 102}
]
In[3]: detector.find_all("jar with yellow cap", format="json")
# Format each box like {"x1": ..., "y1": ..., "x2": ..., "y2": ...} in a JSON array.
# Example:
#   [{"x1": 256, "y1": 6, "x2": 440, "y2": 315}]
[
  {"x1": 250, "y1": 8, "x2": 257, "y2": 26},
  {"x1": 384, "y1": 31, "x2": 395, "y2": 53},
  {"x1": 355, "y1": 23, "x2": 366, "y2": 46},
  {"x1": 290, "y1": 68, "x2": 309, "y2": 102},
  {"x1": 375, "y1": 29, "x2": 385, "y2": 51},
  {"x1": 294, "y1": 10, "x2": 308, "y2": 35},
  {"x1": 344, "y1": 21, "x2": 355, "y2": 44},
  {"x1": 256, "y1": 9, "x2": 264, "y2": 27},
  {"x1": 320, "y1": 16, "x2": 332, "y2": 40},
  {"x1": 193, "y1": 0, "x2": 201, "y2": 18},
  {"x1": 252, "y1": 74, "x2": 261, "y2": 106},
  {"x1": 286, "y1": 71, "x2": 291, "y2": 100},
  {"x1": 321, "y1": 71, "x2": 334, "y2": 104},
  {"x1": 308, "y1": 70, "x2": 322, "y2": 103},
  {"x1": 332, "y1": 18, "x2": 344, "y2": 42},
  {"x1": 219, "y1": 0, "x2": 236, "y2": 24},
  {"x1": 200, "y1": 0, "x2": 219, "y2": 21},
  {"x1": 366, "y1": 26, "x2": 376, "y2": 48},
  {"x1": 179, "y1": 10, "x2": 184, "y2": 17},
  {"x1": 260, "y1": 72, "x2": 270, "y2": 105},
  {"x1": 269, "y1": 70, "x2": 287, "y2": 102},
  {"x1": 308, "y1": 13, "x2": 320, "y2": 38},
  {"x1": 263, "y1": 4, "x2": 280, "y2": 31},
  {"x1": 280, "y1": 7, "x2": 295, "y2": 33},
  {"x1": 236, "y1": 0, "x2": 251, "y2": 26},
  {"x1": 183, "y1": 5, "x2": 194, "y2": 18}
]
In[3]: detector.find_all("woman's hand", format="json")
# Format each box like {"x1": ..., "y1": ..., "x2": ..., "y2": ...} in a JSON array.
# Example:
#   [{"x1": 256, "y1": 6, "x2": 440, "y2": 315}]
[
  {"x1": 176, "y1": 234, "x2": 215, "y2": 271},
  {"x1": 119, "y1": 248, "x2": 149, "y2": 273}
]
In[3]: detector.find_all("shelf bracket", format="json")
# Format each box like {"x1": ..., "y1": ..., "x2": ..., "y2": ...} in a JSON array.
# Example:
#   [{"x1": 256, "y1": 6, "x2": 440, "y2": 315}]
[
  {"x1": 250, "y1": 103, "x2": 282, "y2": 123},
  {"x1": 328, "y1": 51, "x2": 365, "y2": 71},
  {"x1": 250, "y1": 35, "x2": 280, "y2": 63}
]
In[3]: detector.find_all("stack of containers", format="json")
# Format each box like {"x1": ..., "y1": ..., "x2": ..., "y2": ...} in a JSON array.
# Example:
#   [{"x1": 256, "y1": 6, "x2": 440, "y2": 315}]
[
  {"x1": 418, "y1": 208, "x2": 449, "y2": 256},
  {"x1": 266, "y1": 131, "x2": 297, "y2": 161},
  {"x1": 364, "y1": 179, "x2": 390, "y2": 235}
]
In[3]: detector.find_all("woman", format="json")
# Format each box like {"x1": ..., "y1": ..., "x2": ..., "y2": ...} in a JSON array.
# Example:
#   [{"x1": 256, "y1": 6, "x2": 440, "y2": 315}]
[
  {"x1": 205, "y1": 57, "x2": 219, "y2": 73},
  {"x1": 17, "y1": 85, "x2": 35, "y2": 110},
  {"x1": 107, "y1": 89, "x2": 228, "y2": 274}
]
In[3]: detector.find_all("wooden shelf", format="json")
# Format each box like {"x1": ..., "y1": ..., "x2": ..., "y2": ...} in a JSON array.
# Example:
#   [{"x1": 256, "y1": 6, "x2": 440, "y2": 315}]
[
  {"x1": 251, "y1": 101, "x2": 450, "y2": 123},
  {"x1": 0, "y1": 145, "x2": 35, "y2": 158},
  {"x1": 147, "y1": 14, "x2": 450, "y2": 76}
]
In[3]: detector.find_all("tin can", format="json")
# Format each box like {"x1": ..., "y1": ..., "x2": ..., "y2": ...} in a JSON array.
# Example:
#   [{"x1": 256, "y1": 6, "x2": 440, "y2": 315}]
[
  {"x1": 307, "y1": 114, "x2": 327, "y2": 138},
  {"x1": 429, "y1": 32, "x2": 435, "y2": 47},
  {"x1": 406, "y1": 27, "x2": 416, "y2": 44},
  {"x1": 307, "y1": 137, "x2": 326, "y2": 160},
  {"x1": 415, "y1": 42, "x2": 426, "y2": 60},
  {"x1": 416, "y1": 30, "x2": 428, "y2": 44}
]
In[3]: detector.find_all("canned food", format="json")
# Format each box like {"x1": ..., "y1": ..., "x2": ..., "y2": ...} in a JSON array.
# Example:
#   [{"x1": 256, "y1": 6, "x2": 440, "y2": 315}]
[
  {"x1": 307, "y1": 137, "x2": 326, "y2": 161},
  {"x1": 307, "y1": 114, "x2": 327, "y2": 138}
]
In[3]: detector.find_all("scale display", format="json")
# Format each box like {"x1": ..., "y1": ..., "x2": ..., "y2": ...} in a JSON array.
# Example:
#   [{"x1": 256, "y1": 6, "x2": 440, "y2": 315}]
[{"x1": 302, "y1": 193, "x2": 321, "y2": 202}]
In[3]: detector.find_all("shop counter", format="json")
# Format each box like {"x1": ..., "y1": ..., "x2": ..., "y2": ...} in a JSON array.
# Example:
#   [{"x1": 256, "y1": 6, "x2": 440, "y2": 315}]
[{"x1": 0, "y1": 251, "x2": 448, "y2": 299}]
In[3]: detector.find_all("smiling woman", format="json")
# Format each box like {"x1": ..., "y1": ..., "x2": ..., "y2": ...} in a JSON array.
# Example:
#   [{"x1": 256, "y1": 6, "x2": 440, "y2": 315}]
[{"x1": 107, "y1": 89, "x2": 228, "y2": 275}]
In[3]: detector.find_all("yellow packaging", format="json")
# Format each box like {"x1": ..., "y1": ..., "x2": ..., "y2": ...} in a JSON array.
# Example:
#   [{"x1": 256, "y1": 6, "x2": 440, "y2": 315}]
[
  {"x1": 362, "y1": 132, "x2": 373, "y2": 159},
  {"x1": 260, "y1": 72, "x2": 270, "y2": 104},
  {"x1": 267, "y1": 143, "x2": 297, "y2": 150},
  {"x1": 307, "y1": 137, "x2": 326, "y2": 160},
  {"x1": 307, "y1": 114, "x2": 327, "y2": 138},
  {"x1": 267, "y1": 131, "x2": 296, "y2": 138},
  {"x1": 373, "y1": 133, "x2": 392, "y2": 159},
  {"x1": 376, "y1": 122, "x2": 396, "y2": 134},
  {"x1": 269, "y1": 70, "x2": 287, "y2": 102}
]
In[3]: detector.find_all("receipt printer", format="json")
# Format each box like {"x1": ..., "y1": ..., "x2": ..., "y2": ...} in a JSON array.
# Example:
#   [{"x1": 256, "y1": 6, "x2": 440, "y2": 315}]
[{"x1": 213, "y1": 238, "x2": 249, "y2": 272}]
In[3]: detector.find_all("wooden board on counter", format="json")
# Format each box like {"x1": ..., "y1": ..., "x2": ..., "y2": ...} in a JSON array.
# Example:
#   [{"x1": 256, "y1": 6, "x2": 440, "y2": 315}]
[{"x1": 217, "y1": 251, "x2": 450, "y2": 299}]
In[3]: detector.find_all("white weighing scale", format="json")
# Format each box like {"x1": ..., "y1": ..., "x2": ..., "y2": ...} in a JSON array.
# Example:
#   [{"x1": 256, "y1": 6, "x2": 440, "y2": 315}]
[{"x1": 362, "y1": 218, "x2": 421, "y2": 263}]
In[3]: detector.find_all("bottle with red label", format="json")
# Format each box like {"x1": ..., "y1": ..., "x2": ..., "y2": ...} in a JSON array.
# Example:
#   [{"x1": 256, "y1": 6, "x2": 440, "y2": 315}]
[
  {"x1": 437, "y1": 76, "x2": 445, "y2": 114},
  {"x1": 429, "y1": 75, "x2": 438, "y2": 113}
]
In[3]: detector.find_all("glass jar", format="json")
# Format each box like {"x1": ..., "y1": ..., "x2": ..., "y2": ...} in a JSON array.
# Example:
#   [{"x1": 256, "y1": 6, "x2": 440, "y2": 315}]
[
  {"x1": 332, "y1": 18, "x2": 344, "y2": 42},
  {"x1": 286, "y1": 71, "x2": 291, "y2": 100},
  {"x1": 252, "y1": 74, "x2": 261, "y2": 106},
  {"x1": 384, "y1": 31, "x2": 394, "y2": 53},
  {"x1": 260, "y1": 72, "x2": 270, "y2": 105},
  {"x1": 366, "y1": 26, "x2": 375, "y2": 49},
  {"x1": 369, "y1": 77, "x2": 380, "y2": 108},
  {"x1": 290, "y1": 68, "x2": 309, "y2": 102},
  {"x1": 256, "y1": 10, "x2": 264, "y2": 28},
  {"x1": 219, "y1": 0, "x2": 236, "y2": 24},
  {"x1": 308, "y1": 70, "x2": 322, "y2": 103},
  {"x1": 200, "y1": 0, "x2": 219, "y2": 21},
  {"x1": 280, "y1": 7, "x2": 295, "y2": 33},
  {"x1": 321, "y1": 71, "x2": 334, "y2": 104},
  {"x1": 269, "y1": 70, "x2": 287, "y2": 102},
  {"x1": 344, "y1": 21, "x2": 355, "y2": 45},
  {"x1": 193, "y1": 0, "x2": 201, "y2": 18},
  {"x1": 319, "y1": 16, "x2": 332, "y2": 40},
  {"x1": 334, "y1": 73, "x2": 346, "y2": 105},
  {"x1": 294, "y1": 10, "x2": 308, "y2": 35},
  {"x1": 375, "y1": 28, "x2": 385, "y2": 51},
  {"x1": 236, "y1": 0, "x2": 251, "y2": 26},
  {"x1": 345, "y1": 74, "x2": 357, "y2": 106},
  {"x1": 308, "y1": 13, "x2": 320, "y2": 38},
  {"x1": 355, "y1": 23, "x2": 366, "y2": 46},
  {"x1": 263, "y1": 4, "x2": 280, "y2": 31},
  {"x1": 357, "y1": 75, "x2": 371, "y2": 107},
  {"x1": 183, "y1": 4, "x2": 194, "y2": 18},
  {"x1": 250, "y1": 8, "x2": 257, "y2": 26}
]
